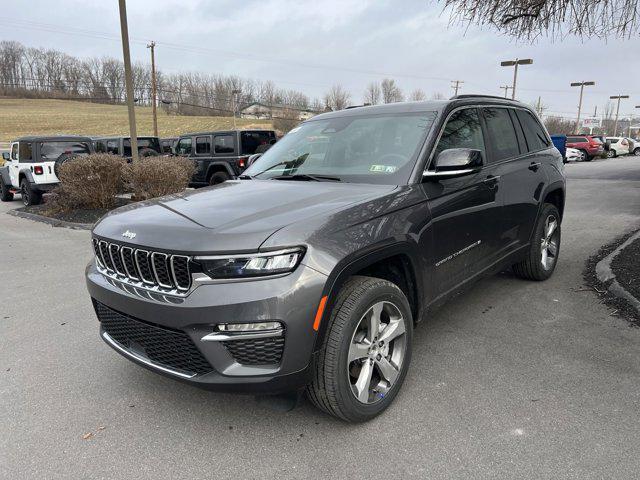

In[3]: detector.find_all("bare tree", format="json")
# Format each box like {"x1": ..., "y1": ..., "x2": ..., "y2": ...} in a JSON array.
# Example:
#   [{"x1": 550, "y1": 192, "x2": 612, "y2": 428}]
[
  {"x1": 544, "y1": 116, "x2": 575, "y2": 135},
  {"x1": 409, "y1": 89, "x2": 427, "y2": 101},
  {"x1": 363, "y1": 82, "x2": 381, "y2": 105},
  {"x1": 323, "y1": 84, "x2": 351, "y2": 111},
  {"x1": 442, "y1": 0, "x2": 640, "y2": 40},
  {"x1": 431, "y1": 92, "x2": 446, "y2": 100},
  {"x1": 381, "y1": 78, "x2": 403, "y2": 103}
]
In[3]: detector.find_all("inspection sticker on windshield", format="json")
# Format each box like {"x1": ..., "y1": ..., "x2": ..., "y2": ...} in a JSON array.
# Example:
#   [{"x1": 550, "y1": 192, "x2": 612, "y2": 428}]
[{"x1": 370, "y1": 165, "x2": 397, "y2": 173}]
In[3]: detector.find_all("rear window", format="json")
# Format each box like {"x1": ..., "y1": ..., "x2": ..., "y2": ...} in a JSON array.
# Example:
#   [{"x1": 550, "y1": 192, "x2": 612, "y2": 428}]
[
  {"x1": 567, "y1": 137, "x2": 587, "y2": 143},
  {"x1": 241, "y1": 131, "x2": 275, "y2": 155},
  {"x1": 196, "y1": 136, "x2": 211, "y2": 154},
  {"x1": 39, "y1": 141, "x2": 91, "y2": 160},
  {"x1": 608, "y1": 138, "x2": 619, "y2": 144},
  {"x1": 515, "y1": 110, "x2": 550, "y2": 152}
]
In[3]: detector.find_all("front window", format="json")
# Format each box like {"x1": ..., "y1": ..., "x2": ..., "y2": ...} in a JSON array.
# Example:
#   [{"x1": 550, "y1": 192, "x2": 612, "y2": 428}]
[
  {"x1": 19, "y1": 142, "x2": 33, "y2": 162},
  {"x1": 245, "y1": 112, "x2": 436, "y2": 184},
  {"x1": 175, "y1": 138, "x2": 192, "y2": 155},
  {"x1": 123, "y1": 137, "x2": 161, "y2": 156},
  {"x1": 39, "y1": 141, "x2": 91, "y2": 160}
]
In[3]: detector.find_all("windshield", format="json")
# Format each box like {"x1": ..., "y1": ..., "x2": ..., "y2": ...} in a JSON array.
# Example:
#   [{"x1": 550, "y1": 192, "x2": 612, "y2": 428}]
[
  {"x1": 244, "y1": 111, "x2": 436, "y2": 184},
  {"x1": 39, "y1": 141, "x2": 91, "y2": 160}
]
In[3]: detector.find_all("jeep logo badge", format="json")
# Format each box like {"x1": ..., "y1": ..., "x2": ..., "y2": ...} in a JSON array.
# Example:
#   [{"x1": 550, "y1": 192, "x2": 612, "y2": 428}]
[{"x1": 122, "y1": 230, "x2": 137, "y2": 240}]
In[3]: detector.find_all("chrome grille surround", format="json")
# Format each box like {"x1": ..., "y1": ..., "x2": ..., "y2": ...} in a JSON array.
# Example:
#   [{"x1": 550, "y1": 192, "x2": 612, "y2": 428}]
[{"x1": 93, "y1": 238, "x2": 193, "y2": 297}]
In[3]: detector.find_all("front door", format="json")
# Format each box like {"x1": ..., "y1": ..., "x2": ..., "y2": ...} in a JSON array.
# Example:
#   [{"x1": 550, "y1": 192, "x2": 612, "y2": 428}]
[
  {"x1": 8, "y1": 142, "x2": 19, "y2": 187},
  {"x1": 421, "y1": 107, "x2": 504, "y2": 297}
]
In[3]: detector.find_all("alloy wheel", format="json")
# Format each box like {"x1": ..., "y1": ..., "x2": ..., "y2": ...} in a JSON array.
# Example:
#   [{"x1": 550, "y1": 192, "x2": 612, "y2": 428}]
[
  {"x1": 347, "y1": 301, "x2": 407, "y2": 404},
  {"x1": 540, "y1": 215, "x2": 559, "y2": 270}
]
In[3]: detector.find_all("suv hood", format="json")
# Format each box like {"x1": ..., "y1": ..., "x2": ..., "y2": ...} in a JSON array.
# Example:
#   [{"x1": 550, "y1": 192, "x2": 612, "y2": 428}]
[{"x1": 93, "y1": 180, "x2": 396, "y2": 253}]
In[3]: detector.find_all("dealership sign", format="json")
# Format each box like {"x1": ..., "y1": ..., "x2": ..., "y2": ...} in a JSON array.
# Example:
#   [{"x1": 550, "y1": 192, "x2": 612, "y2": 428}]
[{"x1": 582, "y1": 117, "x2": 601, "y2": 128}]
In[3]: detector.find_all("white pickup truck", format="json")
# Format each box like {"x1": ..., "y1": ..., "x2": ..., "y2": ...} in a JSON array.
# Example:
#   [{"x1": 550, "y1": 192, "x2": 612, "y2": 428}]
[{"x1": 0, "y1": 135, "x2": 93, "y2": 206}]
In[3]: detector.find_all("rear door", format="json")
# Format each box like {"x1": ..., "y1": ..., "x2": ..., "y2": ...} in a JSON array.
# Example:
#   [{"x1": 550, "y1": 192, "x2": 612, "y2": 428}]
[
  {"x1": 486, "y1": 107, "x2": 550, "y2": 251},
  {"x1": 422, "y1": 107, "x2": 505, "y2": 296}
]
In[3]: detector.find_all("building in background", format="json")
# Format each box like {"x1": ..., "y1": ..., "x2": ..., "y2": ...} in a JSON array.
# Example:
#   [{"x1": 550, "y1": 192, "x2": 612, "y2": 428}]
[{"x1": 240, "y1": 102, "x2": 319, "y2": 121}]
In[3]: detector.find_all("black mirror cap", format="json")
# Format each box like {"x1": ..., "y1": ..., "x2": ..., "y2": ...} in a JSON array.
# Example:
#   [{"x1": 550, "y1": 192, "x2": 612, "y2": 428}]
[{"x1": 435, "y1": 148, "x2": 484, "y2": 172}]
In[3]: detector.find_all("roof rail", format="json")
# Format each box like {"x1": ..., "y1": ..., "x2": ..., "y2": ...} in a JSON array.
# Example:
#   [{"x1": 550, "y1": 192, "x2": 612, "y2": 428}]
[{"x1": 450, "y1": 94, "x2": 516, "y2": 101}]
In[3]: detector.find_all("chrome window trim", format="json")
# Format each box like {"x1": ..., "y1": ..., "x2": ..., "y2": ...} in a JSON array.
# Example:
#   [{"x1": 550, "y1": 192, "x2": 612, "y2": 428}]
[
  {"x1": 102, "y1": 331, "x2": 196, "y2": 378},
  {"x1": 151, "y1": 252, "x2": 174, "y2": 289}
]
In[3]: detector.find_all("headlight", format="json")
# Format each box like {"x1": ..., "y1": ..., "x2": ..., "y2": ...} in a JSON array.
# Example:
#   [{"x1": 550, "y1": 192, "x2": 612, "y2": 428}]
[{"x1": 199, "y1": 248, "x2": 304, "y2": 279}]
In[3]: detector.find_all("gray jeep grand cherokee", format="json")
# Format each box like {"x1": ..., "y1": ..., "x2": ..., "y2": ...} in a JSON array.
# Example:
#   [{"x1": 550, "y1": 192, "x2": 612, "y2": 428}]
[{"x1": 86, "y1": 96, "x2": 566, "y2": 422}]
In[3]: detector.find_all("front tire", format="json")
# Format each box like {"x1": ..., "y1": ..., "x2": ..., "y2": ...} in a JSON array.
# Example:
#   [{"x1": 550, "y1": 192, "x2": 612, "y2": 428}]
[
  {"x1": 0, "y1": 177, "x2": 14, "y2": 201},
  {"x1": 634, "y1": 148, "x2": 640, "y2": 156},
  {"x1": 513, "y1": 203, "x2": 561, "y2": 281},
  {"x1": 20, "y1": 178, "x2": 42, "y2": 206},
  {"x1": 307, "y1": 276, "x2": 413, "y2": 422},
  {"x1": 606, "y1": 149, "x2": 616, "y2": 158}
]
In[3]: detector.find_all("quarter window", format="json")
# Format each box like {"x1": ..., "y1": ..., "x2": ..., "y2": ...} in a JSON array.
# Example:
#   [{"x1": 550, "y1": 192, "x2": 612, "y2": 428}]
[
  {"x1": 515, "y1": 110, "x2": 550, "y2": 152},
  {"x1": 214, "y1": 135, "x2": 235, "y2": 154},
  {"x1": 95, "y1": 140, "x2": 107, "y2": 153},
  {"x1": 196, "y1": 136, "x2": 211, "y2": 154},
  {"x1": 434, "y1": 108, "x2": 485, "y2": 158},
  {"x1": 483, "y1": 108, "x2": 520, "y2": 161}
]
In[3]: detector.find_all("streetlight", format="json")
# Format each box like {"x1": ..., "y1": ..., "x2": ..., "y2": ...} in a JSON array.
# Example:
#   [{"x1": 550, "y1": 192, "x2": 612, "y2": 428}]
[
  {"x1": 231, "y1": 89, "x2": 241, "y2": 130},
  {"x1": 500, "y1": 58, "x2": 533, "y2": 100},
  {"x1": 610, "y1": 95, "x2": 629, "y2": 136},
  {"x1": 570, "y1": 81, "x2": 595, "y2": 134}
]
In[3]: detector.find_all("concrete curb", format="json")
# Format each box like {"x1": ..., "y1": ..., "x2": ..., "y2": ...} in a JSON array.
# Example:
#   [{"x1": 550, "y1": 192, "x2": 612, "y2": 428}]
[
  {"x1": 6, "y1": 208, "x2": 93, "y2": 231},
  {"x1": 595, "y1": 230, "x2": 640, "y2": 314}
]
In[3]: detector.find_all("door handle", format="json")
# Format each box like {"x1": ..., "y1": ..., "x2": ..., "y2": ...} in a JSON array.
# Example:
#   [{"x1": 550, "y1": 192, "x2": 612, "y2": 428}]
[
  {"x1": 483, "y1": 175, "x2": 500, "y2": 188},
  {"x1": 528, "y1": 161, "x2": 541, "y2": 171}
]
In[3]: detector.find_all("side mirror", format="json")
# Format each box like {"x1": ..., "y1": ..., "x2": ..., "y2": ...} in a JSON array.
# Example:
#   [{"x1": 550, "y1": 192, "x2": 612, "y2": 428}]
[
  {"x1": 2, "y1": 152, "x2": 9, "y2": 161},
  {"x1": 423, "y1": 148, "x2": 484, "y2": 180}
]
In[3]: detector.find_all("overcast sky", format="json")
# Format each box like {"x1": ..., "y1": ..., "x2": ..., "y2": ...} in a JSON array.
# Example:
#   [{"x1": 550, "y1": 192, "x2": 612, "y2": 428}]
[{"x1": 3, "y1": 0, "x2": 639, "y2": 118}]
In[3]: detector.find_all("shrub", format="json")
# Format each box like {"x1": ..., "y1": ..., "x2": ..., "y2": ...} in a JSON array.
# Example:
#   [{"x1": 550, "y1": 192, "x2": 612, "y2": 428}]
[
  {"x1": 123, "y1": 157, "x2": 195, "y2": 201},
  {"x1": 51, "y1": 154, "x2": 125, "y2": 211}
]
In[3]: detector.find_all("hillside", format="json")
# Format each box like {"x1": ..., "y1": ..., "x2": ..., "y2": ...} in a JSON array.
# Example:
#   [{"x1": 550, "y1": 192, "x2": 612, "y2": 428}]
[{"x1": 0, "y1": 98, "x2": 273, "y2": 147}]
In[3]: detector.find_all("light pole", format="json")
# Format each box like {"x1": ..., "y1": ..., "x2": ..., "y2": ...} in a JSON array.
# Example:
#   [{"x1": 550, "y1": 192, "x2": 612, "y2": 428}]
[
  {"x1": 118, "y1": 0, "x2": 138, "y2": 162},
  {"x1": 500, "y1": 58, "x2": 533, "y2": 100},
  {"x1": 570, "y1": 81, "x2": 595, "y2": 134},
  {"x1": 231, "y1": 89, "x2": 241, "y2": 130},
  {"x1": 499, "y1": 85, "x2": 512, "y2": 98},
  {"x1": 610, "y1": 95, "x2": 629, "y2": 136}
]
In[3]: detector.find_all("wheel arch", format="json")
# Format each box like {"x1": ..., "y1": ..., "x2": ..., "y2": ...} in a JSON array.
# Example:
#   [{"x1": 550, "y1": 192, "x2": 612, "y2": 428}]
[
  {"x1": 542, "y1": 183, "x2": 565, "y2": 220},
  {"x1": 206, "y1": 162, "x2": 234, "y2": 180},
  {"x1": 312, "y1": 242, "x2": 424, "y2": 352}
]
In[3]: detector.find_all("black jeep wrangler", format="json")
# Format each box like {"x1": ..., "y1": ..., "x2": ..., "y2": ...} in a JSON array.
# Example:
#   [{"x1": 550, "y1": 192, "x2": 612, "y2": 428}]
[
  {"x1": 174, "y1": 129, "x2": 277, "y2": 186},
  {"x1": 93, "y1": 136, "x2": 161, "y2": 159}
]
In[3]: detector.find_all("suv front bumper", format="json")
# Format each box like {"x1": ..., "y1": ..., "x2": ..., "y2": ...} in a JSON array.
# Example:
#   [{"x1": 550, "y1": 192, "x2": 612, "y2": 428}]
[{"x1": 86, "y1": 261, "x2": 328, "y2": 393}]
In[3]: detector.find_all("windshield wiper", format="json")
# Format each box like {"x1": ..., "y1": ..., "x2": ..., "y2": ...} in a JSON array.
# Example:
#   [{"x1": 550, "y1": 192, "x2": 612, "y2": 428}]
[
  {"x1": 238, "y1": 174, "x2": 252, "y2": 180},
  {"x1": 270, "y1": 174, "x2": 341, "y2": 182}
]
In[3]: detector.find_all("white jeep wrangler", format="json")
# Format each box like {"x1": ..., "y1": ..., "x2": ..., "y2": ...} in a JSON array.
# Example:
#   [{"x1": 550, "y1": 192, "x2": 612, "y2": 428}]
[{"x1": 0, "y1": 136, "x2": 94, "y2": 206}]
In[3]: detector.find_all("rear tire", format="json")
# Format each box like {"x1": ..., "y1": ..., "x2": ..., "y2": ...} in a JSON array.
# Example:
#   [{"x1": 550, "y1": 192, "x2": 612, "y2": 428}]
[
  {"x1": 307, "y1": 276, "x2": 413, "y2": 422},
  {"x1": 581, "y1": 150, "x2": 592, "y2": 161},
  {"x1": 0, "y1": 177, "x2": 14, "y2": 202},
  {"x1": 209, "y1": 171, "x2": 230, "y2": 185},
  {"x1": 20, "y1": 178, "x2": 42, "y2": 206},
  {"x1": 606, "y1": 149, "x2": 616, "y2": 158},
  {"x1": 512, "y1": 203, "x2": 561, "y2": 281}
]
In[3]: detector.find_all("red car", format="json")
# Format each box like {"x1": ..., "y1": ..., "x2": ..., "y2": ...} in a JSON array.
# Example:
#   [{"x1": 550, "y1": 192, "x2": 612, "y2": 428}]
[{"x1": 566, "y1": 135, "x2": 604, "y2": 161}]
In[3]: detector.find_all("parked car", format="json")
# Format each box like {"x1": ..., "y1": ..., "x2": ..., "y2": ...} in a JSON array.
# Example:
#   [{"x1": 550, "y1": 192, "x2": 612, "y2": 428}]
[
  {"x1": 86, "y1": 96, "x2": 565, "y2": 422},
  {"x1": 565, "y1": 135, "x2": 604, "y2": 161},
  {"x1": 605, "y1": 137, "x2": 631, "y2": 157},
  {"x1": 160, "y1": 137, "x2": 178, "y2": 154},
  {"x1": 589, "y1": 135, "x2": 610, "y2": 153},
  {"x1": 93, "y1": 136, "x2": 161, "y2": 159},
  {"x1": 174, "y1": 129, "x2": 277, "y2": 186},
  {"x1": 566, "y1": 147, "x2": 583, "y2": 162},
  {"x1": 0, "y1": 135, "x2": 94, "y2": 206},
  {"x1": 632, "y1": 139, "x2": 640, "y2": 156}
]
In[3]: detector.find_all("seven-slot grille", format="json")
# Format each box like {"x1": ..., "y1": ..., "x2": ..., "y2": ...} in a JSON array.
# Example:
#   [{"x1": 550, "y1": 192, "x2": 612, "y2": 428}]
[{"x1": 93, "y1": 238, "x2": 192, "y2": 292}]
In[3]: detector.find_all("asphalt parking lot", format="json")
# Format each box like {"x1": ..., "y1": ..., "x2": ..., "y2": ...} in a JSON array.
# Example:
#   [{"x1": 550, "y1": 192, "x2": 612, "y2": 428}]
[{"x1": 2, "y1": 156, "x2": 640, "y2": 479}]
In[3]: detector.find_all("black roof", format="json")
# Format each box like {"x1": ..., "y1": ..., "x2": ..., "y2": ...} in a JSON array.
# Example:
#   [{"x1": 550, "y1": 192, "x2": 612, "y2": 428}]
[
  {"x1": 310, "y1": 96, "x2": 530, "y2": 122},
  {"x1": 16, "y1": 135, "x2": 93, "y2": 142},
  {"x1": 179, "y1": 129, "x2": 275, "y2": 138},
  {"x1": 90, "y1": 136, "x2": 159, "y2": 140}
]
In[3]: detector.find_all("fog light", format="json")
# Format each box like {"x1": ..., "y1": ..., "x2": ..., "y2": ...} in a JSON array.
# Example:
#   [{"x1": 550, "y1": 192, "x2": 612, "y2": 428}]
[{"x1": 217, "y1": 322, "x2": 282, "y2": 332}]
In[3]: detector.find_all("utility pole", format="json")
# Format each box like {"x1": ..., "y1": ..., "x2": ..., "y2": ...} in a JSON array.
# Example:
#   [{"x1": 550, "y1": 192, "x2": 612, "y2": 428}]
[
  {"x1": 147, "y1": 40, "x2": 158, "y2": 137},
  {"x1": 499, "y1": 85, "x2": 512, "y2": 98},
  {"x1": 451, "y1": 80, "x2": 464, "y2": 96},
  {"x1": 118, "y1": 0, "x2": 139, "y2": 162},
  {"x1": 500, "y1": 58, "x2": 533, "y2": 100},
  {"x1": 610, "y1": 95, "x2": 629, "y2": 136},
  {"x1": 231, "y1": 89, "x2": 241, "y2": 130},
  {"x1": 536, "y1": 96, "x2": 542, "y2": 117},
  {"x1": 570, "y1": 81, "x2": 595, "y2": 134}
]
